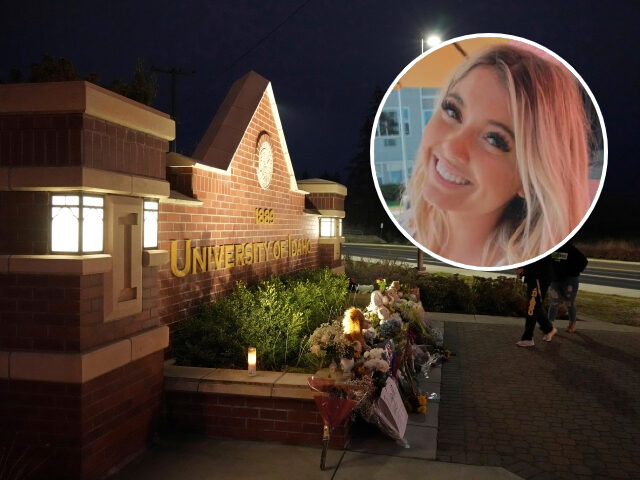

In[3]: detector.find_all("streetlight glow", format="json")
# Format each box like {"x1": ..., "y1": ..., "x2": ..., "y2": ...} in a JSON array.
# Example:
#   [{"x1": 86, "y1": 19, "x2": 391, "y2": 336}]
[
  {"x1": 426, "y1": 35, "x2": 442, "y2": 48},
  {"x1": 421, "y1": 33, "x2": 443, "y2": 53}
]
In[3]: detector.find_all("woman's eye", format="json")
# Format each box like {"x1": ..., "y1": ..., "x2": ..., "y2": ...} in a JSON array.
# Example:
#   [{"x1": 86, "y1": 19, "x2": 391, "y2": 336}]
[
  {"x1": 485, "y1": 133, "x2": 511, "y2": 152},
  {"x1": 441, "y1": 100, "x2": 461, "y2": 121}
]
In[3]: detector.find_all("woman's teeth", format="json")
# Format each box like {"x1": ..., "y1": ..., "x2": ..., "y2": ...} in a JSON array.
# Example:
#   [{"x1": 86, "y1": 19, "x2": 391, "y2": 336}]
[{"x1": 436, "y1": 158, "x2": 471, "y2": 185}]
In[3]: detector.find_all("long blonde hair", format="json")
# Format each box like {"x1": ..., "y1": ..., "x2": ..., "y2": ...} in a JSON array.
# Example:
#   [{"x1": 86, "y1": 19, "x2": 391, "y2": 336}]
[{"x1": 408, "y1": 45, "x2": 591, "y2": 266}]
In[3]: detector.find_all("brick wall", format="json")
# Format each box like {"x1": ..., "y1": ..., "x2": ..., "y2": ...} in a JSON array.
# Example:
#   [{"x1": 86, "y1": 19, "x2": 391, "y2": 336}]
[
  {"x1": 164, "y1": 391, "x2": 350, "y2": 448},
  {"x1": 0, "y1": 82, "x2": 173, "y2": 479},
  {"x1": 305, "y1": 193, "x2": 345, "y2": 211},
  {"x1": 0, "y1": 267, "x2": 159, "y2": 352},
  {"x1": 0, "y1": 191, "x2": 49, "y2": 255},
  {"x1": 318, "y1": 244, "x2": 341, "y2": 268},
  {"x1": 158, "y1": 92, "x2": 321, "y2": 328},
  {"x1": 0, "y1": 351, "x2": 164, "y2": 479},
  {"x1": 0, "y1": 113, "x2": 167, "y2": 179}
]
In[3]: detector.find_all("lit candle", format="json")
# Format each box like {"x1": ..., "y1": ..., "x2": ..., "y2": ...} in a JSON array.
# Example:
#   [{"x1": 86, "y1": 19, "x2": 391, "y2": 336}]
[{"x1": 248, "y1": 347, "x2": 257, "y2": 376}]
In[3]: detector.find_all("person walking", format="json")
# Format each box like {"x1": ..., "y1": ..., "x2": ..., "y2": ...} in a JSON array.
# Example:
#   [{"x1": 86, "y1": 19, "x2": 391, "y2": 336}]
[
  {"x1": 516, "y1": 256, "x2": 557, "y2": 347},
  {"x1": 548, "y1": 242, "x2": 588, "y2": 333}
]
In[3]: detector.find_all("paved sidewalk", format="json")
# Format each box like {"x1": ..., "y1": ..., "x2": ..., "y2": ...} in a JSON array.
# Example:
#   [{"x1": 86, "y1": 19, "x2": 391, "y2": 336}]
[
  {"x1": 110, "y1": 314, "x2": 639, "y2": 480},
  {"x1": 436, "y1": 317, "x2": 640, "y2": 479}
]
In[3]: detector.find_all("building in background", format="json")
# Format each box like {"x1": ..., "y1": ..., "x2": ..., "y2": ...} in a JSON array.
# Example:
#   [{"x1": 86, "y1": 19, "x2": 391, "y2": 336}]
[{"x1": 373, "y1": 88, "x2": 438, "y2": 187}]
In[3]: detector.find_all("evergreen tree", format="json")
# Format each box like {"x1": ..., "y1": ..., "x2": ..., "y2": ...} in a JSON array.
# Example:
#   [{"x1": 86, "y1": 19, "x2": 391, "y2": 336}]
[
  {"x1": 127, "y1": 59, "x2": 158, "y2": 106},
  {"x1": 344, "y1": 87, "x2": 405, "y2": 242}
]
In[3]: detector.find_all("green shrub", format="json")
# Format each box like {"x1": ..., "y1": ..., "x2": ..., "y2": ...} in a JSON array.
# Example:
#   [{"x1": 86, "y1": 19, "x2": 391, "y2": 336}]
[
  {"x1": 173, "y1": 268, "x2": 349, "y2": 371},
  {"x1": 344, "y1": 258, "x2": 421, "y2": 287},
  {"x1": 380, "y1": 183, "x2": 403, "y2": 202},
  {"x1": 416, "y1": 274, "x2": 476, "y2": 313},
  {"x1": 345, "y1": 258, "x2": 530, "y2": 316},
  {"x1": 471, "y1": 276, "x2": 527, "y2": 316}
]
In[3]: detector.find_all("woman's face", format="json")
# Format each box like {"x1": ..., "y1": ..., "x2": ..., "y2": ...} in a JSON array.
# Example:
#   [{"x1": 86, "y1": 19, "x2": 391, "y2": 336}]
[{"x1": 419, "y1": 66, "x2": 523, "y2": 223}]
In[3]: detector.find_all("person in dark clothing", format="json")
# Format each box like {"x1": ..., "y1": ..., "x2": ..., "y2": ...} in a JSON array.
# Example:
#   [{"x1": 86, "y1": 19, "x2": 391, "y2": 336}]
[
  {"x1": 548, "y1": 242, "x2": 588, "y2": 333},
  {"x1": 515, "y1": 256, "x2": 558, "y2": 347}
]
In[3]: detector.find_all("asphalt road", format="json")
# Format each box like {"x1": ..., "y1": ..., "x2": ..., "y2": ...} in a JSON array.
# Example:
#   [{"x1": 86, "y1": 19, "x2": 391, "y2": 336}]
[{"x1": 343, "y1": 243, "x2": 640, "y2": 294}]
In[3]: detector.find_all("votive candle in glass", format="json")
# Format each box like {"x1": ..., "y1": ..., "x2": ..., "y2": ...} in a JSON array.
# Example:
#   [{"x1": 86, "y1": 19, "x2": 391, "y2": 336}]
[{"x1": 248, "y1": 347, "x2": 257, "y2": 376}]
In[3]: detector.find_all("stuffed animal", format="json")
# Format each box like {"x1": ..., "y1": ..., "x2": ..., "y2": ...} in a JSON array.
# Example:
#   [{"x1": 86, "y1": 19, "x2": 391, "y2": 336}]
[
  {"x1": 386, "y1": 280, "x2": 402, "y2": 302},
  {"x1": 342, "y1": 307, "x2": 371, "y2": 351},
  {"x1": 369, "y1": 290, "x2": 384, "y2": 309},
  {"x1": 355, "y1": 284, "x2": 374, "y2": 294}
]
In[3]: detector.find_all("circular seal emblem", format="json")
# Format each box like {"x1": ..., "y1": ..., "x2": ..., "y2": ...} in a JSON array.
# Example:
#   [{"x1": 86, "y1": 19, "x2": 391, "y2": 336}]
[{"x1": 256, "y1": 133, "x2": 273, "y2": 189}]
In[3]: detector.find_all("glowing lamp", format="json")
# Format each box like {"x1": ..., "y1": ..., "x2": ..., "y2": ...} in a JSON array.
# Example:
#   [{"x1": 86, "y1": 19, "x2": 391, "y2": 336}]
[
  {"x1": 248, "y1": 347, "x2": 257, "y2": 376},
  {"x1": 426, "y1": 35, "x2": 442, "y2": 48}
]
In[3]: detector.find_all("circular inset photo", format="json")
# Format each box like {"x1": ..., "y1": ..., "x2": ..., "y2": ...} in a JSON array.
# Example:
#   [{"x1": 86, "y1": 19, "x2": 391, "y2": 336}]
[{"x1": 371, "y1": 34, "x2": 607, "y2": 270}]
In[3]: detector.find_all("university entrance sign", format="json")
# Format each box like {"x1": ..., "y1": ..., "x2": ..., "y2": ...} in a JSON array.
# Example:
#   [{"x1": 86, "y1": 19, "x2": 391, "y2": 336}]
[{"x1": 170, "y1": 236, "x2": 312, "y2": 277}]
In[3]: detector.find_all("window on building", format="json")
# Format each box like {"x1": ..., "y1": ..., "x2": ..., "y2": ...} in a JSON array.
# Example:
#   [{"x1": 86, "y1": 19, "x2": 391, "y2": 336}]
[
  {"x1": 402, "y1": 107, "x2": 410, "y2": 135},
  {"x1": 51, "y1": 194, "x2": 104, "y2": 253},
  {"x1": 421, "y1": 89, "x2": 437, "y2": 127},
  {"x1": 338, "y1": 218, "x2": 343, "y2": 237},
  {"x1": 143, "y1": 200, "x2": 159, "y2": 248},
  {"x1": 383, "y1": 138, "x2": 397, "y2": 147},
  {"x1": 377, "y1": 108, "x2": 410, "y2": 137},
  {"x1": 390, "y1": 170, "x2": 403, "y2": 184},
  {"x1": 377, "y1": 110, "x2": 399, "y2": 136},
  {"x1": 319, "y1": 217, "x2": 335, "y2": 237}
]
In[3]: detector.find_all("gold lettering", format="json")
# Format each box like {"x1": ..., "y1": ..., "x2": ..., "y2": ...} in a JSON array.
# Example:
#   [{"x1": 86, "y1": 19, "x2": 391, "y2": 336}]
[
  {"x1": 245, "y1": 243, "x2": 253, "y2": 265},
  {"x1": 213, "y1": 246, "x2": 225, "y2": 269},
  {"x1": 170, "y1": 240, "x2": 192, "y2": 277},
  {"x1": 192, "y1": 246, "x2": 207, "y2": 273},
  {"x1": 235, "y1": 244, "x2": 245, "y2": 266},
  {"x1": 224, "y1": 244, "x2": 235, "y2": 268},
  {"x1": 172, "y1": 237, "x2": 312, "y2": 276},
  {"x1": 208, "y1": 246, "x2": 215, "y2": 271}
]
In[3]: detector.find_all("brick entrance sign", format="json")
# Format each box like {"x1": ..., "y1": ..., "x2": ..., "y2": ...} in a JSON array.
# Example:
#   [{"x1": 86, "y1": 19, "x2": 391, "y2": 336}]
[
  {"x1": 159, "y1": 71, "x2": 345, "y2": 331},
  {"x1": 0, "y1": 73, "x2": 346, "y2": 479}
]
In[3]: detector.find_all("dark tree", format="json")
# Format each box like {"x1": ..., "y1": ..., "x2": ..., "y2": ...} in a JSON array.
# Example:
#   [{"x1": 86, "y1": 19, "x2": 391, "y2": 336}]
[
  {"x1": 8, "y1": 55, "x2": 156, "y2": 107},
  {"x1": 109, "y1": 77, "x2": 129, "y2": 97},
  {"x1": 344, "y1": 87, "x2": 406, "y2": 242},
  {"x1": 127, "y1": 59, "x2": 158, "y2": 106},
  {"x1": 85, "y1": 72, "x2": 100, "y2": 84},
  {"x1": 30, "y1": 55, "x2": 78, "y2": 82},
  {"x1": 108, "y1": 60, "x2": 157, "y2": 106}
]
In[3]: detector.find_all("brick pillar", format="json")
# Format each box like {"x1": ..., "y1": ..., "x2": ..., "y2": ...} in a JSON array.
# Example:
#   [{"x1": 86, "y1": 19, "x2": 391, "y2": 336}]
[
  {"x1": 0, "y1": 81, "x2": 174, "y2": 479},
  {"x1": 297, "y1": 179, "x2": 347, "y2": 272}
]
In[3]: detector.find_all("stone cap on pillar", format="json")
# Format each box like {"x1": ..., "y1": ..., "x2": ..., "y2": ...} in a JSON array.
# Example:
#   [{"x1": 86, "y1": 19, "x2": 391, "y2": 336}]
[
  {"x1": 0, "y1": 80, "x2": 175, "y2": 141},
  {"x1": 297, "y1": 178, "x2": 346, "y2": 216}
]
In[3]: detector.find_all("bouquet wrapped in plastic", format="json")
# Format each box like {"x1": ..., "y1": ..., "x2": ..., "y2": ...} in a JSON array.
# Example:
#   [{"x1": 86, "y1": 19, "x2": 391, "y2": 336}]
[{"x1": 307, "y1": 376, "x2": 369, "y2": 470}]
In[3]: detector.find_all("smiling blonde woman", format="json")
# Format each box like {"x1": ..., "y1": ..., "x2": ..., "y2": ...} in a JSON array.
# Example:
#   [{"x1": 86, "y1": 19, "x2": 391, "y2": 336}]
[{"x1": 406, "y1": 44, "x2": 591, "y2": 267}]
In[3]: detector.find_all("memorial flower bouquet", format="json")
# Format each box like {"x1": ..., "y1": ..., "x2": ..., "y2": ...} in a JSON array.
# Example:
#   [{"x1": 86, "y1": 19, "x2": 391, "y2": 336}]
[{"x1": 309, "y1": 318, "x2": 355, "y2": 367}]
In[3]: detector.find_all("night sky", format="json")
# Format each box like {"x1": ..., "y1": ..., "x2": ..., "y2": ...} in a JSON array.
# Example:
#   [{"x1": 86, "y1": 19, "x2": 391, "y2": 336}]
[{"x1": 1, "y1": 1, "x2": 637, "y2": 195}]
